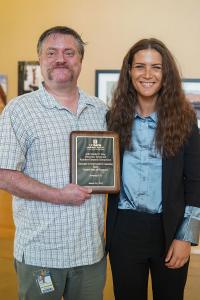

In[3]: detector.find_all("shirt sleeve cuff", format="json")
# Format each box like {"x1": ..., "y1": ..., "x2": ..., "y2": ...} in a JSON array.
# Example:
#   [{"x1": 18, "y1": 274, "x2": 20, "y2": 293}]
[{"x1": 176, "y1": 215, "x2": 200, "y2": 245}]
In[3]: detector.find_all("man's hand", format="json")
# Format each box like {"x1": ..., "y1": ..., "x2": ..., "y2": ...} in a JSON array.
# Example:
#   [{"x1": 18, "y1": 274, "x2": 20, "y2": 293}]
[
  {"x1": 165, "y1": 239, "x2": 191, "y2": 269},
  {"x1": 58, "y1": 184, "x2": 92, "y2": 206}
]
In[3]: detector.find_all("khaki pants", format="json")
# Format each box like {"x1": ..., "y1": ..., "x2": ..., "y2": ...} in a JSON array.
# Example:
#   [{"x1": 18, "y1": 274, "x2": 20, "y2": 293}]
[{"x1": 14, "y1": 256, "x2": 106, "y2": 300}]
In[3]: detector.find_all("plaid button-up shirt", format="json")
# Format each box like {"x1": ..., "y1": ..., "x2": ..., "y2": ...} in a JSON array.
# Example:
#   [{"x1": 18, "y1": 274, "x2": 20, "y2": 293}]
[{"x1": 0, "y1": 84, "x2": 107, "y2": 268}]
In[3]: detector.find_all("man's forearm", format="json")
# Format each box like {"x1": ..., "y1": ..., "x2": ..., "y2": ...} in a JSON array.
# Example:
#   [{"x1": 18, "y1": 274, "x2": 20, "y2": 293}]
[
  {"x1": 0, "y1": 169, "x2": 60, "y2": 203},
  {"x1": 0, "y1": 169, "x2": 92, "y2": 206}
]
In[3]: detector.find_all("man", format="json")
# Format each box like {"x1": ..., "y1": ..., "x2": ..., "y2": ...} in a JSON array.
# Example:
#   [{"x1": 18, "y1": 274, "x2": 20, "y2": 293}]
[{"x1": 0, "y1": 26, "x2": 107, "y2": 300}]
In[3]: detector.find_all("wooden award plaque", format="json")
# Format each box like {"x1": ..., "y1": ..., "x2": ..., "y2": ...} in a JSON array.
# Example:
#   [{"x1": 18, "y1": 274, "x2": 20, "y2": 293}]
[{"x1": 70, "y1": 131, "x2": 120, "y2": 193}]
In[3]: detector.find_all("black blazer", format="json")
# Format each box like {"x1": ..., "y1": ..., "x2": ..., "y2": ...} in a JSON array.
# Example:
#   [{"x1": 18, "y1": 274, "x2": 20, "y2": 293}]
[{"x1": 106, "y1": 125, "x2": 200, "y2": 253}]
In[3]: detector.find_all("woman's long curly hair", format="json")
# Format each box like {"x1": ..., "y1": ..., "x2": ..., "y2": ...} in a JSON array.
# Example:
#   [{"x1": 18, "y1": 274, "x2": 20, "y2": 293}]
[{"x1": 107, "y1": 38, "x2": 196, "y2": 157}]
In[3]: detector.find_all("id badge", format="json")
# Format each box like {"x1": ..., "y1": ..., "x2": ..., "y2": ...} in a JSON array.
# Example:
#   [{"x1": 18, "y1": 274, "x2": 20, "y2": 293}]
[{"x1": 34, "y1": 269, "x2": 55, "y2": 294}]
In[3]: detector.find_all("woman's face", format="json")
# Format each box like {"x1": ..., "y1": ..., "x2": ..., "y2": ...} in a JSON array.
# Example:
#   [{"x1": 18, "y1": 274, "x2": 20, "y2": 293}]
[{"x1": 130, "y1": 48, "x2": 163, "y2": 101}]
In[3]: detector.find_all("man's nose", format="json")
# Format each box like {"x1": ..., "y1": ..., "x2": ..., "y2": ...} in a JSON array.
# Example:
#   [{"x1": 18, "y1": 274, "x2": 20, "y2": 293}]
[{"x1": 56, "y1": 52, "x2": 66, "y2": 63}]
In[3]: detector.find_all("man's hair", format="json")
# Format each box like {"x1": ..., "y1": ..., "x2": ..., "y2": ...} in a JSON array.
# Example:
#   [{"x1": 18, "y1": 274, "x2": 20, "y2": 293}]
[{"x1": 37, "y1": 26, "x2": 86, "y2": 59}]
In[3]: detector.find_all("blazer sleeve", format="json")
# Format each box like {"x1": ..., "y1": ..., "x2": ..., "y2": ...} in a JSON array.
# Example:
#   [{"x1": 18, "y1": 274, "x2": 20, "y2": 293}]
[{"x1": 184, "y1": 124, "x2": 200, "y2": 207}]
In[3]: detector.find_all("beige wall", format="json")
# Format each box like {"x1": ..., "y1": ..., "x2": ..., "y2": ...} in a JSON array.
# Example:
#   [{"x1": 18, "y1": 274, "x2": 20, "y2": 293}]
[
  {"x1": 0, "y1": 0, "x2": 200, "y2": 299},
  {"x1": 0, "y1": 0, "x2": 200, "y2": 100}
]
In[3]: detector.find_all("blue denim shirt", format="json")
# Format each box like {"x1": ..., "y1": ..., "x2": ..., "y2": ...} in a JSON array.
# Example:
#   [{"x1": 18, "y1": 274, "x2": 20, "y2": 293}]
[{"x1": 118, "y1": 112, "x2": 200, "y2": 244}]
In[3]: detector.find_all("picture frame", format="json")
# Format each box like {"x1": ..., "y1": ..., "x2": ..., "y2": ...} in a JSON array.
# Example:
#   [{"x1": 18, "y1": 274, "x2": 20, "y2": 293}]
[
  {"x1": 182, "y1": 79, "x2": 200, "y2": 128},
  {"x1": 95, "y1": 70, "x2": 120, "y2": 106},
  {"x1": 18, "y1": 61, "x2": 43, "y2": 95},
  {"x1": 0, "y1": 74, "x2": 8, "y2": 95}
]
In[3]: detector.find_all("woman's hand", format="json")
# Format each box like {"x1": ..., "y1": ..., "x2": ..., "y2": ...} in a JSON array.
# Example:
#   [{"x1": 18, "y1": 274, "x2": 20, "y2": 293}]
[{"x1": 165, "y1": 239, "x2": 191, "y2": 269}]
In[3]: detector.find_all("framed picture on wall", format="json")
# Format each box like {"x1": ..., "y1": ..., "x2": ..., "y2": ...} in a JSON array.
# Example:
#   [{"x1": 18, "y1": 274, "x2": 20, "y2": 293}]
[
  {"x1": 0, "y1": 74, "x2": 8, "y2": 95},
  {"x1": 182, "y1": 79, "x2": 200, "y2": 129},
  {"x1": 95, "y1": 70, "x2": 120, "y2": 106},
  {"x1": 18, "y1": 61, "x2": 43, "y2": 95}
]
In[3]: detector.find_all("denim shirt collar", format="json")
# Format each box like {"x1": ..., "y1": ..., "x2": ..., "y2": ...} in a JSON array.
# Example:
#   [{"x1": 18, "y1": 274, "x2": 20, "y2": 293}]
[{"x1": 134, "y1": 111, "x2": 157, "y2": 123}]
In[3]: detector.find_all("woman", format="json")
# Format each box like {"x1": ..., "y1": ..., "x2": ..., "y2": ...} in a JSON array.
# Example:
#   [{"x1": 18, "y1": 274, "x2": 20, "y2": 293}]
[
  {"x1": 0, "y1": 84, "x2": 6, "y2": 112},
  {"x1": 106, "y1": 38, "x2": 200, "y2": 300}
]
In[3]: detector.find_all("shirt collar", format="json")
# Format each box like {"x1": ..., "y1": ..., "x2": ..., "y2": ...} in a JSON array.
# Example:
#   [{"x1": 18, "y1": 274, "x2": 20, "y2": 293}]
[
  {"x1": 38, "y1": 83, "x2": 96, "y2": 111},
  {"x1": 134, "y1": 111, "x2": 157, "y2": 123}
]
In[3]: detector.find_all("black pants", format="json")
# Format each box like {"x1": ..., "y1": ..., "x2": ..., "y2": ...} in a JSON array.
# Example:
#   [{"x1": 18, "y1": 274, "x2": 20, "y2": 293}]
[{"x1": 109, "y1": 210, "x2": 189, "y2": 300}]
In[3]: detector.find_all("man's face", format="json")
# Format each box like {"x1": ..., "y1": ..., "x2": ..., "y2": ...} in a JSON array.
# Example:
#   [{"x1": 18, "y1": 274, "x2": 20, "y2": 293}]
[{"x1": 39, "y1": 33, "x2": 82, "y2": 87}]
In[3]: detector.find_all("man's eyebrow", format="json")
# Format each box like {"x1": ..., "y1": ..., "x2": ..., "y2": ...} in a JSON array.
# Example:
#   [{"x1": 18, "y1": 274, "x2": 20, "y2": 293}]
[
  {"x1": 46, "y1": 47, "x2": 75, "y2": 51},
  {"x1": 46, "y1": 47, "x2": 56, "y2": 51}
]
